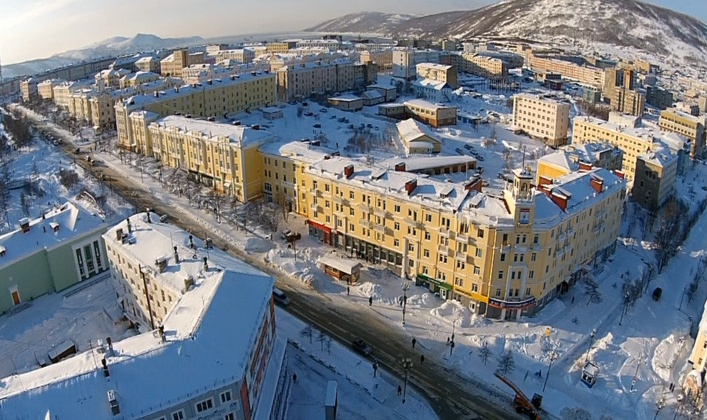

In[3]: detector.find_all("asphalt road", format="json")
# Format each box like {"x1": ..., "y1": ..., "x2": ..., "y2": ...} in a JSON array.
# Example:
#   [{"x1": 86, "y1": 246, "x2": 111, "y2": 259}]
[{"x1": 19, "y1": 110, "x2": 525, "y2": 420}]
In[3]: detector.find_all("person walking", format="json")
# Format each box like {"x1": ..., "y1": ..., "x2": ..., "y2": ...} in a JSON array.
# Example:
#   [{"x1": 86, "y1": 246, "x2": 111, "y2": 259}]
[
  {"x1": 420, "y1": 354, "x2": 425, "y2": 364},
  {"x1": 412, "y1": 338, "x2": 417, "y2": 349},
  {"x1": 347, "y1": 286, "x2": 350, "y2": 296},
  {"x1": 369, "y1": 296, "x2": 373, "y2": 306},
  {"x1": 397, "y1": 385, "x2": 402, "y2": 396}
]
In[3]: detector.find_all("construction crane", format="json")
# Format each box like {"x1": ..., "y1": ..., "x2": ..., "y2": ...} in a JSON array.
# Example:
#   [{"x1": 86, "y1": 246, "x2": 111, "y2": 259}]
[{"x1": 494, "y1": 370, "x2": 542, "y2": 420}]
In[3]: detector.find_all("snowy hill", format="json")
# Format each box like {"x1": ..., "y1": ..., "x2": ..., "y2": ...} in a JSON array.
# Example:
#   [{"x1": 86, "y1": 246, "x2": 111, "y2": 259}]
[
  {"x1": 304, "y1": 11, "x2": 415, "y2": 34},
  {"x1": 305, "y1": 0, "x2": 707, "y2": 63},
  {"x1": 2, "y1": 33, "x2": 205, "y2": 79}
]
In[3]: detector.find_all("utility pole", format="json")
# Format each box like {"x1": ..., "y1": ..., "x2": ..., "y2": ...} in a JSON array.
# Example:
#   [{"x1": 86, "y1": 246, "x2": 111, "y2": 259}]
[
  {"x1": 401, "y1": 281, "x2": 410, "y2": 325},
  {"x1": 400, "y1": 357, "x2": 413, "y2": 404},
  {"x1": 543, "y1": 351, "x2": 557, "y2": 392}
]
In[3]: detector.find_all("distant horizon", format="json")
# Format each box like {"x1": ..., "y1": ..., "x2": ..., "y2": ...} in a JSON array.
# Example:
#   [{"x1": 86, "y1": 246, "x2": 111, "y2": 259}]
[{"x1": 0, "y1": 0, "x2": 704, "y2": 65}]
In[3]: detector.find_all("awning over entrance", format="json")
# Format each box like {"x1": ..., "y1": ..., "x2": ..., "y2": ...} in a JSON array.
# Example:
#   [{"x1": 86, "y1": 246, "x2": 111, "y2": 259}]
[
  {"x1": 416, "y1": 274, "x2": 453, "y2": 291},
  {"x1": 488, "y1": 297, "x2": 536, "y2": 309},
  {"x1": 307, "y1": 219, "x2": 332, "y2": 234}
]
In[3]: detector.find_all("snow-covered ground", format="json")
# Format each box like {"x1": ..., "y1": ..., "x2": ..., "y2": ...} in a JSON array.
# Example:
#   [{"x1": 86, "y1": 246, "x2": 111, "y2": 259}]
[{"x1": 4, "y1": 82, "x2": 707, "y2": 419}]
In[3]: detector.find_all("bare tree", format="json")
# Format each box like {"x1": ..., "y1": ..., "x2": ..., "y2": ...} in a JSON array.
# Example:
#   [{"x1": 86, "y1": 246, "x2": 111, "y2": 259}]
[
  {"x1": 497, "y1": 349, "x2": 516, "y2": 374},
  {"x1": 273, "y1": 189, "x2": 291, "y2": 223},
  {"x1": 583, "y1": 276, "x2": 603, "y2": 306},
  {"x1": 300, "y1": 325, "x2": 313, "y2": 344},
  {"x1": 479, "y1": 341, "x2": 492, "y2": 366}
]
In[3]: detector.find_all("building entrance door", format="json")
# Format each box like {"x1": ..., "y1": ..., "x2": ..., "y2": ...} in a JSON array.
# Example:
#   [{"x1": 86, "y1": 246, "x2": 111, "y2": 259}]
[{"x1": 11, "y1": 290, "x2": 20, "y2": 305}]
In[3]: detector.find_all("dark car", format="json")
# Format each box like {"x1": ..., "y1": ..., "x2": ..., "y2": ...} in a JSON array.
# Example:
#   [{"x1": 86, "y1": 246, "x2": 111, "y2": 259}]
[{"x1": 352, "y1": 338, "x2": 372, "y2": 356}]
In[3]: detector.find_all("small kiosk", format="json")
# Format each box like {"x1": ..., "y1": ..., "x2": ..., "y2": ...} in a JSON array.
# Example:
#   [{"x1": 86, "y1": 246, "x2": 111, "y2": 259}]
[
  {"x1": 581, "y1": 361, "x2": 599, "y2": 388},
  {"x1": 319, "y1": 255, "x2": 362, "y2": 284}
]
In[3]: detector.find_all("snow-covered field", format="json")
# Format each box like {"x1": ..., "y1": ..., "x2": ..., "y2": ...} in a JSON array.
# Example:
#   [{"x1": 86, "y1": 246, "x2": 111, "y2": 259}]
[{"x1": 3, "y1": 77, "x2": 707, "y2": 419}]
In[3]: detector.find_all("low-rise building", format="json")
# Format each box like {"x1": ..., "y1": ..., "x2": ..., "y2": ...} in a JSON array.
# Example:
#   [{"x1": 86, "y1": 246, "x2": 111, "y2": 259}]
[
  {"x1": 403, "y1": 99, "x2": 457, "y2": 127},
  {"x1": 160, "y1": 49, "x2": 205, "y2": 78},
  {"x1": 0, "y1": 202, "x2": 109, "y2": 316},
  {"x1": 412, "y1": 79, "x2": 454, "y2": 103},
  {"x1": 328, "y1": 95, "x2": 363, "y2": 112},
  {"x1": 537, "y1": 142, "x2": 623, "y2": 184},
  {"x1": 512, "y1": 94, "x2": 570, "y2": 147},
  {"x1": 416, "y1": 63, "x2": 458, "y2": 88},
  {"x1": 632, "y1": 147, "x2": 678, "y2": 212},
  {"x1": 396, "y1": 118, "x2": 442, "y2": 154},
  {"x1": 460, "y1": 53, "x2": 508, "y2": 78}
]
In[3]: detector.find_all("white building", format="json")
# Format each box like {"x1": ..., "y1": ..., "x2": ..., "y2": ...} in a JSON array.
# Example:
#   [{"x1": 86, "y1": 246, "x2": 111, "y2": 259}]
[
  {"x1": 512, "y1": 93, "x2": 570, "y2": 147},
  {"x1": 0, "y1": 213, "x2": 287, "y2": 420}
]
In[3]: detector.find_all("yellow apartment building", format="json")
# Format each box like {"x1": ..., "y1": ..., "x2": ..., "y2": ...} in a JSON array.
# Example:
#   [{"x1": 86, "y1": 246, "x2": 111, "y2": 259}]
[
  {"x1": 537, "y1": 142, "x2": 623, "y2": 184},
  {"x1": 528, "y1": 55, "x2": 605, "y2": 87},
  {"x1": 259, "y1": 144, "x2": 626, "y2": 319},
  {"x1": 115, "y1": 72, "x2": 276, "y2": 150},
  {"x1": 572, "y1": 115, "x2": 687, "y2": 181},
  {"x1": 275, "y1": 59, "x2": 366, "y2": 102},
  {"x1": 512, "y1": 94, "x2": 570, "y2": 147},
  {"x1": 266, "y1": 41, "x2": 298, "y2": 54},
  {"x1": 402, "y1": 99, "x2": 457, "y2": 127},
  {"x1": 603, "y1": 69, "x2": 646, "y2": 117},
  {"x1": 135, "y1": 56, "x2": 160, "y2": 74},
  {"x1": 147, "y1": 116, "x2": 271, "y2": 201},
  {"x1": 37, "y1": 79, "x2": 62, "y2": 100},
  {"x1": 160, "y1": 49, "x2": 205, "y2": 78},
  {"x1": 460, "y1": 53, "x2": 508, "y2": 78},
  {"x1": 95, "y1": 68, "x2": 130, "y2": 90},
  {"x1": 659, "y1": 108, "x2": 706, "y2": 159},
  {"x1": 416, "y1": 63, "x2": 458, "y2": 88},
  {"x1": 20, "y1": 78, "x2": 38, "y2": 102},
  {"x1": 360, "y1": 49, "x2": 393, "y2": 72},
  {"x1": 119, "y1": 71, "x2": 160, "y2": 88}
]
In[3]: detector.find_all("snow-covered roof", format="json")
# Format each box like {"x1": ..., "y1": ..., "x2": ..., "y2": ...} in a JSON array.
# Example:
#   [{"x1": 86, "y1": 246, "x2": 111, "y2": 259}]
[
  {"x1": 396, "y1": 118, "x2": 439, "y2": 143},
  {"x1": 361, "y1": 90, "x2": 383, "y2": 100},
  {"x1": 575, "y1": 116, "x2": 689, "y2": 154},
  {"x1": 259, "y1": 141, "x2": 332, "y2": 164},
  {"x1": 306, "y1": 157, "x2": 470, "y2": 212},
  {"x1": 638, "y1": 146, "x2": 677, "y2": 168},
  {"x1": 318, "y1": 255, "x2": 362, "y2": 274},
  {"x1": 0, "y1": 215, "x2": 275, "y2": 419},
  {"x1": 0, "y1": 202, "x2": 107, "y2": 269},
  {"x1": 151, "y1": 116, "x2": 274, "y2": 148},
  {"x1": 412, "y1": 79, "x2": 452, "y2": 91},
  {"x1": 383, "y1": 156, "x2": 476, "y2": 172},
  {"x1": 403, "y1": 99, "x2": 455, "y2": 111},
  {"x1": 329, "y1": 95, "x2": 362, "y2": 102},
  {"x1": 416, "y1": 63, "x2": 453, "y2": 71}
]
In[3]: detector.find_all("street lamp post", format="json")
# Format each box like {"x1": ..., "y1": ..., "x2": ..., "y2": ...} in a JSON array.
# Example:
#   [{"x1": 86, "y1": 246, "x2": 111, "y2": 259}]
[
  {"x1": 654, "y1": 397, "x2": 665, "y2": 420},
  {"x1": 400, "y1": 357, "x2": 413, "y2": 404},
  {"x1": 584, "y1": 328, "x2": 596, "y2": 364},
  {"x1": 401, "y1": 281, "x2": 410, "y2": 325},
  {"x1": 543, "y1": 351, "x2": 557, "y2": 392},
  {"x1": 619, "y1": 293, "x2": 629, "y2": 325}
]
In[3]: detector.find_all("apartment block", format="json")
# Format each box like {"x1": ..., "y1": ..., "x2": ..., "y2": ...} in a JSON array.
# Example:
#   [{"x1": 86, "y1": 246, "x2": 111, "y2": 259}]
[
  {"x1": 537, "y1": 142, "x2": 623, "y2": 184},
  {"x1": 212, "y1": 48, "x2": 256, "y2": 63},
  {"x1": 460, "y1": 53, "x2": 508, "y2": 78},
  {"x1": 512, "y1": 94, "x2": 570, "y2": 147},
  {"x1": 37, "y1": 78, "x2": 63, "y2": 100},
  {"x1": 603, "y1": 69, "x2": 646, "y2": 117},
  {"x1": 573, "y1": 115, "x2": 688, "y2": 182},
  {"x1": 275, "y1": 59, "x2": 372, "y2": 102},
  {"x1": 416, "y1": 63, "x2": 458, "y2": 88},
  {"x1": 95, "y1": 68, "x2": 130, "y2": 90},
  {"x1": 118, "y1": 71, "x2": 160, "y2": 88},
  {"x1": 266, "y1": 41, "x2": 298, "y2": 54},
  {"x1": 260, "y1": 146, "x2": 625, "y2": 319},
  {"x1": 393, "y1": 48, "x2": 440, "y2": 80},
  {"x1": 659, "y1": 108, "x2": 707, "y2": 159},
  {"x1": 632, "y1": 148, "x2": 678, "y2": 212},
  {"x1": 360, "y1": 49, "x2": 393, "y2": 72},
  {"x1": 20, "y1": 78, "x2": 37, "y2": 102},
  {"x1": 135, "y1": 56, "x2": 160, "y2": 74},
  {"x1": 160, "y1": 49, "x2": 205, "y2": 78},
  {"x1": 115, "y1": 72, "x2": 276, "y2": 150},
  {"x1": 645, "y1": 86, "x2": 674, "y2": 110},
  {"x1": 527, "y1": 55, "x2": 605, "y2": 87}
]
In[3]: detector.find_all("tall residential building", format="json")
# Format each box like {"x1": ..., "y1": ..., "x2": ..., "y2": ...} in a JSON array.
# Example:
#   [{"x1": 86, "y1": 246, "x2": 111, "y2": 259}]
[
  {"x1": 415, "y1": 63, "x2": 458, "y2": 89},
  {"x1": 645, "y1": 86, "x2": 674, "y2": 110},
  {"x1": 603, "y1": 68, "x2": 646, "y2": 117},
  {"x1": 659, "y1": 108, "x2": 707, "y2": 159},
  {"x1": 275, "y1": 59, "x2": 374, "y2": 102},
  {"x1": 114, "y1": 71, "x2": 276, "y2": 150},
  {"x1": 260, "y1": 149, "x2": 625, "y2": 319},
  {"x1": 147, "y1": 116, "x2": 272, "y2": 201},
  {"x1": 160, "y1": 49, "x2": 205, "y2": 78},
  {"x1": 512, "y1": 94, "x2": 570, "y2": 147},
  {"x1": 527, "y1": 55, "x2": 605, "y2": 87},
  {"x1": 460, "y1": 53, "x2": 508, "y2": 78},
  {"x1": 572, "y1": 115, "x2": 688, "y2": 182},
  {"x1": 632, "y1": 148, "x2": 678, "y2": 212},
  {"x1": 0, "y1": 214, "x2": 286, "y2": 419},
  {"x1": 392, "y1": 48, "x2": 440, "y2": 80},
  {"x1": 360, "y1": 49, "x2": 394, "y2": 72},
  {"x1": 20, "y1": 78, "x2": 37, "y2": 102}
]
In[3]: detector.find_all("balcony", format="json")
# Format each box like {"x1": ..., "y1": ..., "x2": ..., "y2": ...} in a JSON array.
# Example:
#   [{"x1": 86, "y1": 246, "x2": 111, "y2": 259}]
[
  {"x1": 374, "y1": 208, "x2": 391, "y2": 219},
  {"x1": 439, "y1": 227, "x2": 450, "y2": 237},
  {"x1": 333, "y1": 196, "x2": 349, "y2": 206},
  {"x1": 310, "y1": 203, "x2": 321, "y2": 212},
  {"x1": 357, "y1": 203, "x2": 372, "y2": 213},
  {"x1": 373, "y1": 223, "x2": 387, "y2": 234},
  {"x1": 456, "y1": 251, "x2": 467, "y2": 261},
  {"x1": 456, "y1": 232, "x2": 469, "y2": 243},
  {"x1": 309, "y1": 188, "x2": 323, "y2": 198},
  {"x1": 359, "y1": 219, "x2": 372, "y2": 229},
  {"x1": 438, "y1": 244, "x2": 449, "y2": 254}
]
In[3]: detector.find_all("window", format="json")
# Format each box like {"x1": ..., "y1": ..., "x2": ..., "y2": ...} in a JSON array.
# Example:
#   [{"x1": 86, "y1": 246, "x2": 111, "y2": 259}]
[
  {"x1": 425, "y1": 232, "x2": 431, "y2": 240},
  {"x1": 475, "y1": 248, "x2": 482, "y2": 258},
  {"x1": 394, "y1": 204, "x2": 401, "y2": 213},
  {"x1": 196, "y1": 398, "x2": 214, "y2": 413},
  {"x1": 224, "y1": 414, "x2": 235, "y2": 420},
  {"x1": 171, "y1": 411, "x2": 185, "y2": 420},
  {"x1": 349, "y1": 191, "x2": 355, "y2": 199},
  {"x1": 472, "y1": 283, "x2": 479, "y2": 292},
  {"x1": 531, "y1": 253, "x2": 537, "y2": 262},
  {"x1": 394, "y1": 222, "x2": 400, "y2": 231},
  {"x1": 426, "y1": 214, "x2": 432, "y2": 222},
  {"x1": 439, "y1": 255, "x2": 448, "y2": 263},
  {"x1": 408, "y1": 243, "x2": 414, "y2": 252},
  {"x1": 477, "y1": 228, "x2": 484, "y2": 238},
  {"x1": 220, "y1": 391, "x2": 232, "y2": 403},
  {"x1": 394, "y1": 239, "x2": 400, "y2": 247},
  {"x1": 529, "y1": 270, "x2": 535, "y2": 279},
  {"x1": 498, "y1": 270, "x2": 504, "y2": 279},
  {"x1": 474, "y1": 266, "x2": 480, "y2": 275},
  {"x1": 500, "y1": 253, "x2": 506, "y2": 262}
]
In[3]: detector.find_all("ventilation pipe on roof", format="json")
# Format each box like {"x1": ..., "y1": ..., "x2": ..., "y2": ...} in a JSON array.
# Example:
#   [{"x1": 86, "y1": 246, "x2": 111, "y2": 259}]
[{"x1": 174, "y1": 246, "x2": 180, "y2": 264}]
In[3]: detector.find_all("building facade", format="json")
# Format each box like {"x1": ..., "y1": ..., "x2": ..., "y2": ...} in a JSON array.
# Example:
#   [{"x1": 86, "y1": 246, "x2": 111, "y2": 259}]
[
  {"x1": 659, "y1": 108, "x2": 707, "y2": 159},
  {"x1": 416, "y1": 63, "x2": 458, "y2": 88},
  {"x1": 603, "y1": 69, "x2": 646, "y2": 117},
  {"x1": 512, "y1": 94, "x2": 570, "y2": 147},
  {"x1": 527, "y1": 55, "x2": 605, "y2": 87}
]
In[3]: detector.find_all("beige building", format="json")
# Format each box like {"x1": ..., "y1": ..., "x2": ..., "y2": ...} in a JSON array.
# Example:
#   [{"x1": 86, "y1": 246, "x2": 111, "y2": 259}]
[
  {"x1": 512, "y1": 94, "x2": 570, "y2": 147},
  {"x1": 260, "y1": 145, "x2": 625, "y2": 319},
  {"x1": 528, "y1": 55, "x2": 605, "y2": 87},
  {"x1": 685, "y1": 298, "x2": 707, "y2": 402},
  {"x1": 537, "y1": 142, "x2": 623, "y2": 185},
  {"x1": 360, "y1": 49, "x2": 393, "y2": 72},
  {"x1": 212, "y1": 48, "x2": 256, "y2": 63},
  {"x1": 134, "y1": 56, "x2": 160, "y2": 74},
  {"x1": 659, "y1": 108, "x2": 707, "y2": 159},
  {"x1": 572, "y1": 115, "x2": 687, "y2": 182},
  {"x1": 160, "y1": 49, "x2": 205, "y2": 78},
  {"x1": 20, "y1": 78, "x2": 37, "y2": 102},
  {"x1": 393, "y1": 48, "x2": 441, "y2": 80},
  {"x1": 460, "y1": 53, "x2": 508, "y2": 78},
  {"x1": 95, "y1": 68, "x2": 130, "y2": 90},
  {"x1": 603, "y1": 69, "x2": 646, "y2": 117},
  {"x1": 396, "y1": 118, "x2": 442, "y2": 154},
  {"x1": 119, "y1": 71, "x2": 160, "y2": 88},
  {"x1": 115, "y1": 71, "x2": 276, "y2": 150},
  {"x1": 416, "y1": 63, "x2": 458, "y2": 89},
  {"x1": 147, "y1": 116, "x2": 272, "y2": 201},
  {"x1": 265, "y1": 41, "x2": 298, "y2": 54},
  {"x1": 403, "y1": 99, "x2": 457, "y2": 127},
  {"x1": 275, "y1": 59, "x2": 373, "y2": 102},
  {"x1": 37, "y1": 79, "x2": 63, "y2": 100}
]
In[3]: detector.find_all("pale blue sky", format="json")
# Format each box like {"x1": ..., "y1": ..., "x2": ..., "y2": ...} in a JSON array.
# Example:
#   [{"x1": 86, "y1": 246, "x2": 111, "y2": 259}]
[{"x1": 0, "y1": 0, "x2": 703, "y2": 64}]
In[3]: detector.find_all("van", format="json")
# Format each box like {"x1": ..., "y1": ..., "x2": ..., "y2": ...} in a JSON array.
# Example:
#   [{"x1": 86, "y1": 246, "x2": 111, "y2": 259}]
[{"x1": 273, "y1": 287, "x2": 290, "y2": 306}]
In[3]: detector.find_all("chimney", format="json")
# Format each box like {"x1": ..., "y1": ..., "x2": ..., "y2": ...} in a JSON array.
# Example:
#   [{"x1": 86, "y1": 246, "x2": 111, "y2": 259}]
[
  {"x1": 394, "y1": 162, "x2": 406, "y2": 172},
  {"x1": 107, "y1": 390, "x2": 120, "y2": 415},
  {"x1": 126, "y1": 218, "x2": 132, "y2": 234},
  {"x1": 153, "y1": 91, "x2": 159, "y2": 98},
  {"x1": 203, "y1": 256, "x2": 209, "y2": 271},
  {"x1": 550, "y1": 190, "x2": 568, "y2": 211},
  {"x1": 106, "y1": 337, "x2": 114, "y2": 356},
  {"x1": 183, "y1": 276, "x2": 194, "y2": 294},
  {"x1": 189, "y1": 235, "x2": 194, "y2": 249},
  {"x1": 614, "y1": 170, "x2": 625, "y2": 179},
  {"x1": 404, "y1": 179, "x2": 417, "y2": 195},
  {"x1": 19, "y1": 218, "x2": 30, "y2": 233},
  {"x1": 115, "y1": 228, "x2": 124, "y2": 242},
  {"x1": 538, "y1": 176, "x2": 553, "y2": 186},
  {"x1": 155, "y1": 257, "x2": 167, "y2": 273},
  {"x1": 590, "y1": 175, "x2": 604, "y2": 193},
  {"x1": 146, "y1": 209, "x2": 151, "y2": 223},
  {"x1": 101, "y1": 358, "x2": 110, "y2": 377},
  {"x1": 344, "y1": 164, "x2": 354, "y2": 179},
  {"x1": 578, "y1": 161, "x2": 592, "y2": 171},
  {"x1": 174, "y1": 246, "x2": 180, "y2": 264},
  {"x1": 158, "y1": 325, "x2": 165, "y2": 343},
  {"x1": 465, "y1": 177, "x2": 483, "y2": 192}
]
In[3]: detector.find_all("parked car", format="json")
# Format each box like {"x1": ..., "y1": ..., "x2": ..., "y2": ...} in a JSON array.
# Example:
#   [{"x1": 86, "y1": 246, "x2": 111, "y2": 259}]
[
  {"x1": 272, "y1": 287, "x2": 290, "y2": 306},
  {"x1": 351, "y1": 338, "x2": 372, "y2": 356},
  {"x1": 464, "y1": 144, "x2": 474, "y2": 150},
  {"x1": 280, "y1": 229, "x2": 293, "y2": 240},
  {"x1": 476, "y1": 155, "x2": 485, "y2": 161},
  {"x1": 455, "y1": 148, "x2": 464, "y2": 155}
]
